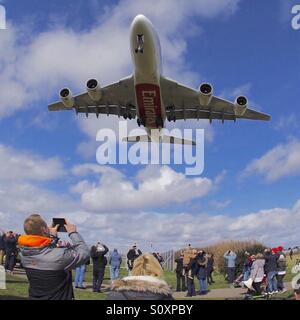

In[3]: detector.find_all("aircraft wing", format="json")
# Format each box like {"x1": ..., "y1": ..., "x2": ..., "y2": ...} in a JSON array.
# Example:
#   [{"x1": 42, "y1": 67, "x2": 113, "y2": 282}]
[
  {"x1": 160, "y1": 77, "x2": 271, "y2": 122},
  {"x1": 48, "y1": 76, "x2": 137, "y2": 118}
]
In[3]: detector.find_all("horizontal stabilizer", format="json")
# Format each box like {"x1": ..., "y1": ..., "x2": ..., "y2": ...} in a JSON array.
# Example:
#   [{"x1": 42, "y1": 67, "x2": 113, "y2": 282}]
[
  {"x1": 123, "y1": 135, "x2": 196, "y2": 145},
  {"x1": 123, "y1": 135, "x2": 151, "y2": 143}
]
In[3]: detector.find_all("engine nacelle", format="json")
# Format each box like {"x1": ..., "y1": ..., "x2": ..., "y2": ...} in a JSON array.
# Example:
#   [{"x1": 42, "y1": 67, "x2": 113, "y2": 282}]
[
  {"x1": 199, "y1": 83, "x2": 213, "y2": 106},
  {"x1": 86, "y1": 79, "x2": 102, "y2": 101},
  {"x1": 59, "y1": 88, "x2": 74, "y2": 108},
  {"x1": 234, "y1": 96, "x2": 248, "y2": 116}
]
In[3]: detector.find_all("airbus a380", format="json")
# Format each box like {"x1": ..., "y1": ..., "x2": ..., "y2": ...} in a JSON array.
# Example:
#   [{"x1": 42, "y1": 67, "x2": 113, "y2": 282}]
[{"x1": 49, "y1": 14, "x2": 270, "y2": 144}]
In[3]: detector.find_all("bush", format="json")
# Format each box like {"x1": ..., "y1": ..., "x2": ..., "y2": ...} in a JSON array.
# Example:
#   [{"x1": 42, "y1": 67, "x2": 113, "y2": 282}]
[{"x1": 204, "y1": 240, "x2": 266, "y2": 276}]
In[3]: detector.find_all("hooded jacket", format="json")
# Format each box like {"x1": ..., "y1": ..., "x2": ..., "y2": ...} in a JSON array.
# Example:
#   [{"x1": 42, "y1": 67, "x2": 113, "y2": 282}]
[
  {"x1": 109, "y1": 249, "x2": 122, "y2": 268},
  {"x1": 107, "y1": 276, "x2": 173, "y2": 300},
  {"x1": 19, "y1": 232, "x2": 90, "y2": 300}
]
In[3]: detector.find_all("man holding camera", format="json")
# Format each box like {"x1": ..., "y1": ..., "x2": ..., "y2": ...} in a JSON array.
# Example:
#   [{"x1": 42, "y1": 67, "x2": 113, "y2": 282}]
[{"x1": 18, "y1": 214, "x2": 90, "y2": 300}]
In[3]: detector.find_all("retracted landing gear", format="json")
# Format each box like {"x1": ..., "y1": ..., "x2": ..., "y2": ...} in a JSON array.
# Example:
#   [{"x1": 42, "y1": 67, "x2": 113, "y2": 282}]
[{"x1": 135, "y1": 34, "x2": 144, "y2": 53}]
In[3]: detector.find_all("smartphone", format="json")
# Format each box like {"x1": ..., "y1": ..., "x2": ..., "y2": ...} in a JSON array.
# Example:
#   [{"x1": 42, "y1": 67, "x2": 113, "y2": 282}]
[{"x1": 52, "y1": 218, "x2": 67, "y2": 233}]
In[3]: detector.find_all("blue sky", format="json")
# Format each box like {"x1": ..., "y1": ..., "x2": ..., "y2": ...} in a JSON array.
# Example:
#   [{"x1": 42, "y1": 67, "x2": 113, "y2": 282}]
[{"x1": 0, "y1": 0, "x2": 300, "y2": 251}]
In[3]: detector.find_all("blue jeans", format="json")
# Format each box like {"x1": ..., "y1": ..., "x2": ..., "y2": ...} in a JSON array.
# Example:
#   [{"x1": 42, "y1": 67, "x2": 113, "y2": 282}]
[
  {"x1": 267, "y1": 271, "x2": 278, "y2": 292},
  {"x1": 110, "y1": 265, "x2": 120, "y2": 280},
  {"x1": 199, "y1": 278, "x2": 207, "y2": 293},
  {"x1": 75, "y1": 265, "x2": 86, "y2": 287},
  {"x1": 227, "y1": 267, "x2": 236, "y2": 284},
  {"x1": 243, "y1": 269, "x2": 251, "y2": 281}
]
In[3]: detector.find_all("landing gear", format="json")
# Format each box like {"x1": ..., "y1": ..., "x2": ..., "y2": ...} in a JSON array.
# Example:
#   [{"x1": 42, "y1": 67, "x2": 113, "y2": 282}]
[
  {"x1": 156, "y1": 117, "x2": 164, "y2": 128},
  {"x1": 167, "y1": 115, "x2": 176, "y2": 122},
  {"x1": 135, "y1": 34, "x2": 144, "y2": 54}
]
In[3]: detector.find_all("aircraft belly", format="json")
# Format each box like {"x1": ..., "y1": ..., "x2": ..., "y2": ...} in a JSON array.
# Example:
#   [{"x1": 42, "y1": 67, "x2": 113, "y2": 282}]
[{"x1": 135, "y1": 83, "x2": 163, "y2": 129}]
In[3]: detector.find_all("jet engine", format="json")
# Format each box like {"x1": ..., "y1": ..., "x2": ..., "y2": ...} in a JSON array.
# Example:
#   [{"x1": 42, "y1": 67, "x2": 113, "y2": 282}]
[
  {"x1": 60, "y1": 88, "x2": 74, "y2": 108},
  {"x1": 234, "y1": 96, "x2": 248, "y2": 116},
  {"x1": 199, "y1": 83, "x2": 213, "y2": 106},
  {"x1": 86, "y1": 79, "x2": 102, "y2": 101}
]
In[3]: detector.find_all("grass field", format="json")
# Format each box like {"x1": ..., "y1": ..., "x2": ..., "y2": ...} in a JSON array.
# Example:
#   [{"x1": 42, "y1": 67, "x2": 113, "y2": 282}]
[{"x1": 0, "y1": 254, "x2": 299, "y2": 300}]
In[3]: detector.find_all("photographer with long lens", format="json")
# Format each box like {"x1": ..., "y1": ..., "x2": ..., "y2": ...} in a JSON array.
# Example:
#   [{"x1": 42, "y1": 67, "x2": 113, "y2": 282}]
[{"x1": 18, "y1": 214, "x2": 90, "y2": 300}]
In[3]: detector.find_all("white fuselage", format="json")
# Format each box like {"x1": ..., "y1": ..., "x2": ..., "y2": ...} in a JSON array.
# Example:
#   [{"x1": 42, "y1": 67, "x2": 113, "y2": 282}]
[{"x1": 130, "y1": 15, "x2": 166, "y2": 132}]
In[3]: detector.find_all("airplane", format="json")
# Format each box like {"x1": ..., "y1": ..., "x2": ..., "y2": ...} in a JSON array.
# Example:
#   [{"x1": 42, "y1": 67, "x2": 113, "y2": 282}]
[{"x1": 48, "y1": 14, "x2": 270, "y2": 145}]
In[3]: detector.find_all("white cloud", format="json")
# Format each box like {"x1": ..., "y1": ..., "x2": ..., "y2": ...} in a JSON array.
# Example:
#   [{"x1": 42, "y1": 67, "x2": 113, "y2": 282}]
[
  {"x1": 0, "y1": 145, "x2": 298, "y2": 251},
  {"x1": 241, "y1": 138, "x2": 300, "y2": 182},
  {"x1": 0, "y1": 144, "x2": 75, "y2": 231},
  {"x1": 47, "y1": 197, "x2": 300, "y2": 251},
  {"x1": 0, "y1": 144, "x2": 65, "y2": 181},
  {"x1": 210, "y1": 199, "x2": 231, "y2": 209},
  {"x1": 275, "y1": 114, "x2": 300, "y2": 132},
  {"x1": 71, "y1": 164, "x2": 213, "y2": 212}
]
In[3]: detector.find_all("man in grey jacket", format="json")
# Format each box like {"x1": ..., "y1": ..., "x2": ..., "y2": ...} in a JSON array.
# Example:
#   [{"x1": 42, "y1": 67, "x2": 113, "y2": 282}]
[{"x1": 18, "y1": 214, "x2": 90, "y2": 300}]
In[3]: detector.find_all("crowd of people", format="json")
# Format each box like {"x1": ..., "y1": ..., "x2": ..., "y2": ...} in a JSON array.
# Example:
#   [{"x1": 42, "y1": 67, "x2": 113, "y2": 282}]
[
  {"x1": 173, "y1": 245, "x2": 293, "y2": 298},
  {"x1": 174, "y1": 246, "x2": 215, "y2": 297},
  {"x1": 1, "y1": 216, "x2": 300, "y2": 300}
]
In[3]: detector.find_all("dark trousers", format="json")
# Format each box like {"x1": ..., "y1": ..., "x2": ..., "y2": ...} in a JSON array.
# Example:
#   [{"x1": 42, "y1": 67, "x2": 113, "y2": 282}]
[
  {"x1": 5, "y1": 251, "x2": 16, "y2": 272},
  {"x1": 276, "y1": 274, "x2": 285, "y2": 291},
  {"x1": 176, "y1": 272, "x2": 186, "y2": 291},
  {"x1": 253, "y1": 281, "x2": 262, "y2": 295},
  {"x1": 227, "y1": 267, "x2": 236, "y2": 284},
  {"x1": 186, "y1": 276, "x2": 196, "y2": 296},
  {"x1": 207, "y1": 270, "x2": 214, "y2": 284},
  {"x1": 93, "y1": 268, "x2": 105, "y2": 292}
]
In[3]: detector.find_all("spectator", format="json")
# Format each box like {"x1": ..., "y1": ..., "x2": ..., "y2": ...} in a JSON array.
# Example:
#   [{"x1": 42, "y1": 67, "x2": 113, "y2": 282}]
[
  {"x1": 109, "y1": 248, "x2": 122, "y2": 280},
  {"x1": 107, "y1": 253, "x2": 173, "y2": 300},
  {"x1": 276, "y1": 249, "x2": 287, "y2": 293},
  {"x1": 0, "y1": 231, "x2": 5, "y2": 265},
  {"x1": 249, "y1": 253, "x2": 265, "y2": 295},
  {"x1": 223, "y1": 250, "x2": 237, "y2": 287},
  {"x1": 243, "y1": 252, "x2": 254, "y2": 282},
  {"x1": 127, "y1": 244, "x2": 142, "y2": 274},
  {"x1": 196, "y1": 250, "x2": 208, "y2": 295},
  {"x1": 264, "y1": 248, "x2": 279, "y2": 294},
  {"x1": 156, "y1": 252, "x2": 164, "y2": 268},
  {"x1": 91, "y1": 242, "x2": 109, "y2": 293},
  {"x1": 206, "y1": 253, "x2": 215, "y2": 285},
  {"x1": 184, "y1": 250, "x2": 197, "y2": 297},
  {"x1": 293, "y1": 275, "x2": 300, "y2": 300},
  {"x1": 18, "y1": 214, "x2": 90, "y2": 300},
  {"x1": 4, "y1": 231, "x2": 17, "y2": 274},
  {"x1": 290, "y1": 249, "x2": 293, "y2": 261},
  {"x1": 74, "y1": 262, "x2": 87, "y2": 289},
  {"x1": 175, "y1": 251, "x2": 186, "y2": 292}
]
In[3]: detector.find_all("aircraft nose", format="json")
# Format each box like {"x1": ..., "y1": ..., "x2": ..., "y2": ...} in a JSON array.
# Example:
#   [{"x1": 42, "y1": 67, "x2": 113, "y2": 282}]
[{"x1": 132, "y1": 14, "x2": 149, "y2": 28}]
